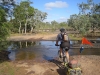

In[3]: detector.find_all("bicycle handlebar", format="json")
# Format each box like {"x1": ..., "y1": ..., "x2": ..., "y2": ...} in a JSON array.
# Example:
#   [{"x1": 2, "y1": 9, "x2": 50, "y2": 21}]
[{"x1": 55, "y1": 44, "x2": 59, "y2": 46}]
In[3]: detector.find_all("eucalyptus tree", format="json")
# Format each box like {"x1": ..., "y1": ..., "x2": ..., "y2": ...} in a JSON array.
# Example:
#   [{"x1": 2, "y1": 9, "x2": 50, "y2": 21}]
[
  {"x1": 68, "y1": 14, "x2": 78, "y2": 30},
  {"x1": 93, "y1": 3, "x2": 100, "y2": 28},
  {"x1": 68, "y1": 13, "x2": 91, "y2": 35},
  {"x1": 33, "y1": 9, "x2": 47, "y2": 30},
  {"x1": 45, "y1": 22, "x2": 51, "y2": 29},
  {"x1": 51, "y1": 20, "x2": 58, "y2": 29},
  {"x1": 40, "y1": 12, "x2": 47, "y2": 29},
  {"x1": 32, "y1": 9, "x2": 41, "y2": 29},
  {"x1": 14, "y1": 1, "x2": 34, "y2": 34},
  {"x1": 68, "y1": 0, "x2": 100, "y2": 35},
  {"x1": 14, "y1": 4, "x2": 23, "y2": 33},
  {"x1": 78, "y1": 0, "x2": 100, "y2": 33}
]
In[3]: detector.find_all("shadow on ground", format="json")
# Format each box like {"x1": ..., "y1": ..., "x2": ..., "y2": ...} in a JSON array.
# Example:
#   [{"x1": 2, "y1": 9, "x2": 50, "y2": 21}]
[{"x1": 43, "y1": 55, "x2": 66, "y2": 75}]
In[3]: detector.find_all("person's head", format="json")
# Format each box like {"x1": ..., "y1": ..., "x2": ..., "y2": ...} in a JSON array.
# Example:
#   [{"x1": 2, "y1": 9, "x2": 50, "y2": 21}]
[{"x1": 60, "y1": 28, "x2": 65, "y2": 33}]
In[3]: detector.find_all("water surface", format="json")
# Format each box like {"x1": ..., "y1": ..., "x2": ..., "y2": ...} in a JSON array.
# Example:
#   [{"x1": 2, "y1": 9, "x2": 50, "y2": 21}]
[{"x1": 7, "y1": 41, "x2": 100, "y2": 61}]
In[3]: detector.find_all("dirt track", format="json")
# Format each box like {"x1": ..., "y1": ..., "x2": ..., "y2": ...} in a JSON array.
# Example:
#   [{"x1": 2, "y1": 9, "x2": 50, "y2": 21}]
[
  {"x1": 7, "y1": 33, "x2": 57, "y2": 41},
  {"x1": 12, "y1": 55, "x2": 100, "y2": 75}
]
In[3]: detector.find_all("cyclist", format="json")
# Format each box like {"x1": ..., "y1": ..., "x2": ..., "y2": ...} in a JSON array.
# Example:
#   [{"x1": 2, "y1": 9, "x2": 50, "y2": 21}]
[{"x1": 55, "y1": 28, "x2": 70, "y2": 63}]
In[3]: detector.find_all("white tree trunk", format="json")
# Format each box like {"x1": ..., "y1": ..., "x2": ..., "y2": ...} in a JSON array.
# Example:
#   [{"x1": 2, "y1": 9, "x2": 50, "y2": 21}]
[
  {"x1": 25, "y1": 20, "x2": 28, "y2": 34},
  {"x1": 19, "y1": 21, "x2": 21, "y2": 34},
  {"x1": 30, "y1": 25, "x2": 33, "y2": 33}
]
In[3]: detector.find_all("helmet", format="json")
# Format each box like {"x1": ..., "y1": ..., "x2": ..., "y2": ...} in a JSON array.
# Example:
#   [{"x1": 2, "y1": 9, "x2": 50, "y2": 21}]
[{"x1": 60, "y1": 28, "x2": 65, "y2": 32}]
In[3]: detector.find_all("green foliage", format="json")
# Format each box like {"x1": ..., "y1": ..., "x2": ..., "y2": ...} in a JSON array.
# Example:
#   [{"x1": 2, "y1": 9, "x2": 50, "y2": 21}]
[
  {"x1": 0, "y1": 7, "x2": 6, "y2": 22},
  {"x1": 13, "y1": 1, "x2": 35, "y2": 33},
  {"x1": 68, "y1": 0, "x2": 100, "y2": 35},
  {"x1": 0, "y1": 23, "x2": 10, "y2": 41},
  {"x1": 0, "y1": 1, "x2": 14, "y2": 52},
  {"x1": 14, "y1": 1, "x2": 34, "y2": 20},
  {"x1": 0, "y1": 41, "x2": 9, "y2": 51},
  {"x1": 0, "y1": 0, "x2": 15, "y2": 18},
  {"x1": 0, "y1": 7, "x2": 10, "y2": 41}
]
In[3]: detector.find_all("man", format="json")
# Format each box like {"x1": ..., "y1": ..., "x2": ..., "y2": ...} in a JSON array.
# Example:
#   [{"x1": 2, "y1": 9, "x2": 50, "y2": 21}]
[{"x1": 55, "y1": 28, "x2": 70, "y2": 63}]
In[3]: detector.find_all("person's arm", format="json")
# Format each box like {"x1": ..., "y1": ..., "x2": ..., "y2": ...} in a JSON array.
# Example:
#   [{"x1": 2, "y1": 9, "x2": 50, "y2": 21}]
[
  {"x1": 56, "y1": 40, "x2": 59, "y2": 45},
  {"x1": 55, "y1": 34, "x2": 59, "y2": 45}
]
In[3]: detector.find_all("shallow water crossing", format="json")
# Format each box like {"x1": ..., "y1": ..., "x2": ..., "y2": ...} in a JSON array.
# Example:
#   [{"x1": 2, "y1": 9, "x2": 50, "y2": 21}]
[{"x1": 7, "y1": 41, "x2": 100, "y2": 61}]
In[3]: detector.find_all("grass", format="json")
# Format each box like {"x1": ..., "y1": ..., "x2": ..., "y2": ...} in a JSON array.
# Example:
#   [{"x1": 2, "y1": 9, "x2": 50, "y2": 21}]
[
  {"x1": 0, "y1": 62, "x2": 15, "y2": 75},
  {"x1": 10, "y1": 33, "x2": 22, "y2": 36},
  {"x1": 0, "y1": 61, "x2": 26, "y2": 75},
  {"x1": 68, "y1": 34, "x2": 83, "y2": 40}
]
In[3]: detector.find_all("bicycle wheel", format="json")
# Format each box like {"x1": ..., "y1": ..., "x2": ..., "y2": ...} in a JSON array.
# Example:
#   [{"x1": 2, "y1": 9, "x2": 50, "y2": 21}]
[
  {"x1": 58, "y1": 50, "x2": 63, "y2": 62},
  {"x1": 63, "y1": 56, "x2": 68, "y2": 64}
]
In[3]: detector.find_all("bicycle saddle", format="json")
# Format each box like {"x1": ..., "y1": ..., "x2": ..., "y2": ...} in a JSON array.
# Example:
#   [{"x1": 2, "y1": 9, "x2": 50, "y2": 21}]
[{"x1": 64, "y1": 47, "x2": 69, "y2": 50}]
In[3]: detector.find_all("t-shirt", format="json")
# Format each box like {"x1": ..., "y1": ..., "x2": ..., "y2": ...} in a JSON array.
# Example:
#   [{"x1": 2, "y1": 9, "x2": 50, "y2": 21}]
[{"x1": 56, "y1": 33, "x2": 69, "y2": 43}]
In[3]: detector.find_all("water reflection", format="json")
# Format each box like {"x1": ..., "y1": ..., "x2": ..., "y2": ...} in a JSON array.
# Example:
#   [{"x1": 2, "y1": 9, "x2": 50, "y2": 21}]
[
  {"x1": 0, "y1": 41, "x2": 9, "y2": 51},
  {"x1": 8, "y1": 50, "x2": 16, "y2": 60},
  {"x1": 7, "y1": 41, "x2": 36, "y2": 61},
  {"x1": 16, "y1": 51, "x2": 35, "y2": 61},
  {"x1": 6, "y1": 41, "x2": 100, "y2": 61}
]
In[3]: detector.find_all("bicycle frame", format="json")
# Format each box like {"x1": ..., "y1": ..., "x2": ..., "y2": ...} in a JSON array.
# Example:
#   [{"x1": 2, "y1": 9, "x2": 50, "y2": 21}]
[
  {"x1": 58, "y1": 48, "x2": 68, "y2": 66},
  {"x1": 55, "y1": 44, "x2": 68, "y2": 66}
]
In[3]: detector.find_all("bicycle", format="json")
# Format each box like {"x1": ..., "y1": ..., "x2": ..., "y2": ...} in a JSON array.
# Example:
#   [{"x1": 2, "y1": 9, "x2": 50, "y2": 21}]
[
  {"x1": 55, "y1": 44, "x2": 82, "y2": 75},
  {"x1": 55, "y1": 44, "x2": 68, "y2": 66}
]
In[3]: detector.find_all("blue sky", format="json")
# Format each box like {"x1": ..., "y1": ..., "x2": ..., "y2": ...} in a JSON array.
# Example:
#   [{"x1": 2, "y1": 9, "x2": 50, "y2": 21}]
[{"x1": 19, "y1": 0, "x2": 100, "y2": 22}]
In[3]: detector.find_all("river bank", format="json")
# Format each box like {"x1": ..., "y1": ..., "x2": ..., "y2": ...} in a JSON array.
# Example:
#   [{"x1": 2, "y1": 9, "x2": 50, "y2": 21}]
[{"x1": 0, "y1": 55, "x2": 100, "y2": 75}]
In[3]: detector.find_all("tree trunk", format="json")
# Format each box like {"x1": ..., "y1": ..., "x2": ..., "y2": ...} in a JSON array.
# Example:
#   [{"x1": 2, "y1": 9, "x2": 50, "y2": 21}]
[
  {"x1": 19, "y1": 21, "x2": 21, "y2": 34},
  {"x1": 30, "y1": 24, "x2": 33, "y2": 33},
  {"x1": 25, "y1": 20, "x2": 27, "y2": 34}
]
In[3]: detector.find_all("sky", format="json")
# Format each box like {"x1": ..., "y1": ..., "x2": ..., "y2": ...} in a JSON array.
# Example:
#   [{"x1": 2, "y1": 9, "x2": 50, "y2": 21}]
[{"x1": 18, "y1": 0, "x2": 100, "y2": 23}]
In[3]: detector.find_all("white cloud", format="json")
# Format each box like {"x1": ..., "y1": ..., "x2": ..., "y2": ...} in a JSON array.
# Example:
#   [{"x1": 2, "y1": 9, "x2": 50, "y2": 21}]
[{"x1": 45, "y1": 1, "x2": 68, "y2": 10}]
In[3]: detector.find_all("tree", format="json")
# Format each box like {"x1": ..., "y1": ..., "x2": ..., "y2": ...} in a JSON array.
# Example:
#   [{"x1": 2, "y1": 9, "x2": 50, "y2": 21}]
[
  {"x1": 13, "y1": 1, "x2": 47, "y2": 34},
  {"x1": 78, "y1": 0, "x2": 100, "y2": 32},
  {"x1": 0, "y1": 0, "x2": 15, "y2": 41},
  {"x1": 0, "y1": 0, "x2": 15, "y2": 19},
  {"x1": 33, "y1": 9, "x2": 47, "y2": 29},
  {"x1": 0, "y1": 7, "x2": 8, "y2": 41},
  {"x1": 51, "y1": 20, "x2": 58, "y2": 29},
  {"x1": 68, "y1": 0, "x2": 100, "y2": 35},
  {"x1": 14, "y1": 1, "x2": 34, "y2": 34}
]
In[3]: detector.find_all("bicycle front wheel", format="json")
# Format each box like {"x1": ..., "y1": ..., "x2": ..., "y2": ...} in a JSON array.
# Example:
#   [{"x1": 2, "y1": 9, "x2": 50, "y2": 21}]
[{"x1": 63, "y1": 56, "x2": 68, "y2": 65}]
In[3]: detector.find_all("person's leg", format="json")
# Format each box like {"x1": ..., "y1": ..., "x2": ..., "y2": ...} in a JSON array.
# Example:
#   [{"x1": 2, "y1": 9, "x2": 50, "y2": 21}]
[
  {"x1": 60, "y1": 47, "x2": 63, "y2": 58},
  {"x1": 66, "y1": 51, "x2": 69, "y2": 63},
  {"x1": 59, "y1": 43, "x2": 63, "y2": 58}
]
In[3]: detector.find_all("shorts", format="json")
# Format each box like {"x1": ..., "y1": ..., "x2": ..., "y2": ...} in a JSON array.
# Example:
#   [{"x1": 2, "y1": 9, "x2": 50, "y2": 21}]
[{"x1": 60, "y1": 41, "x2": 70, "y2": 51}]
